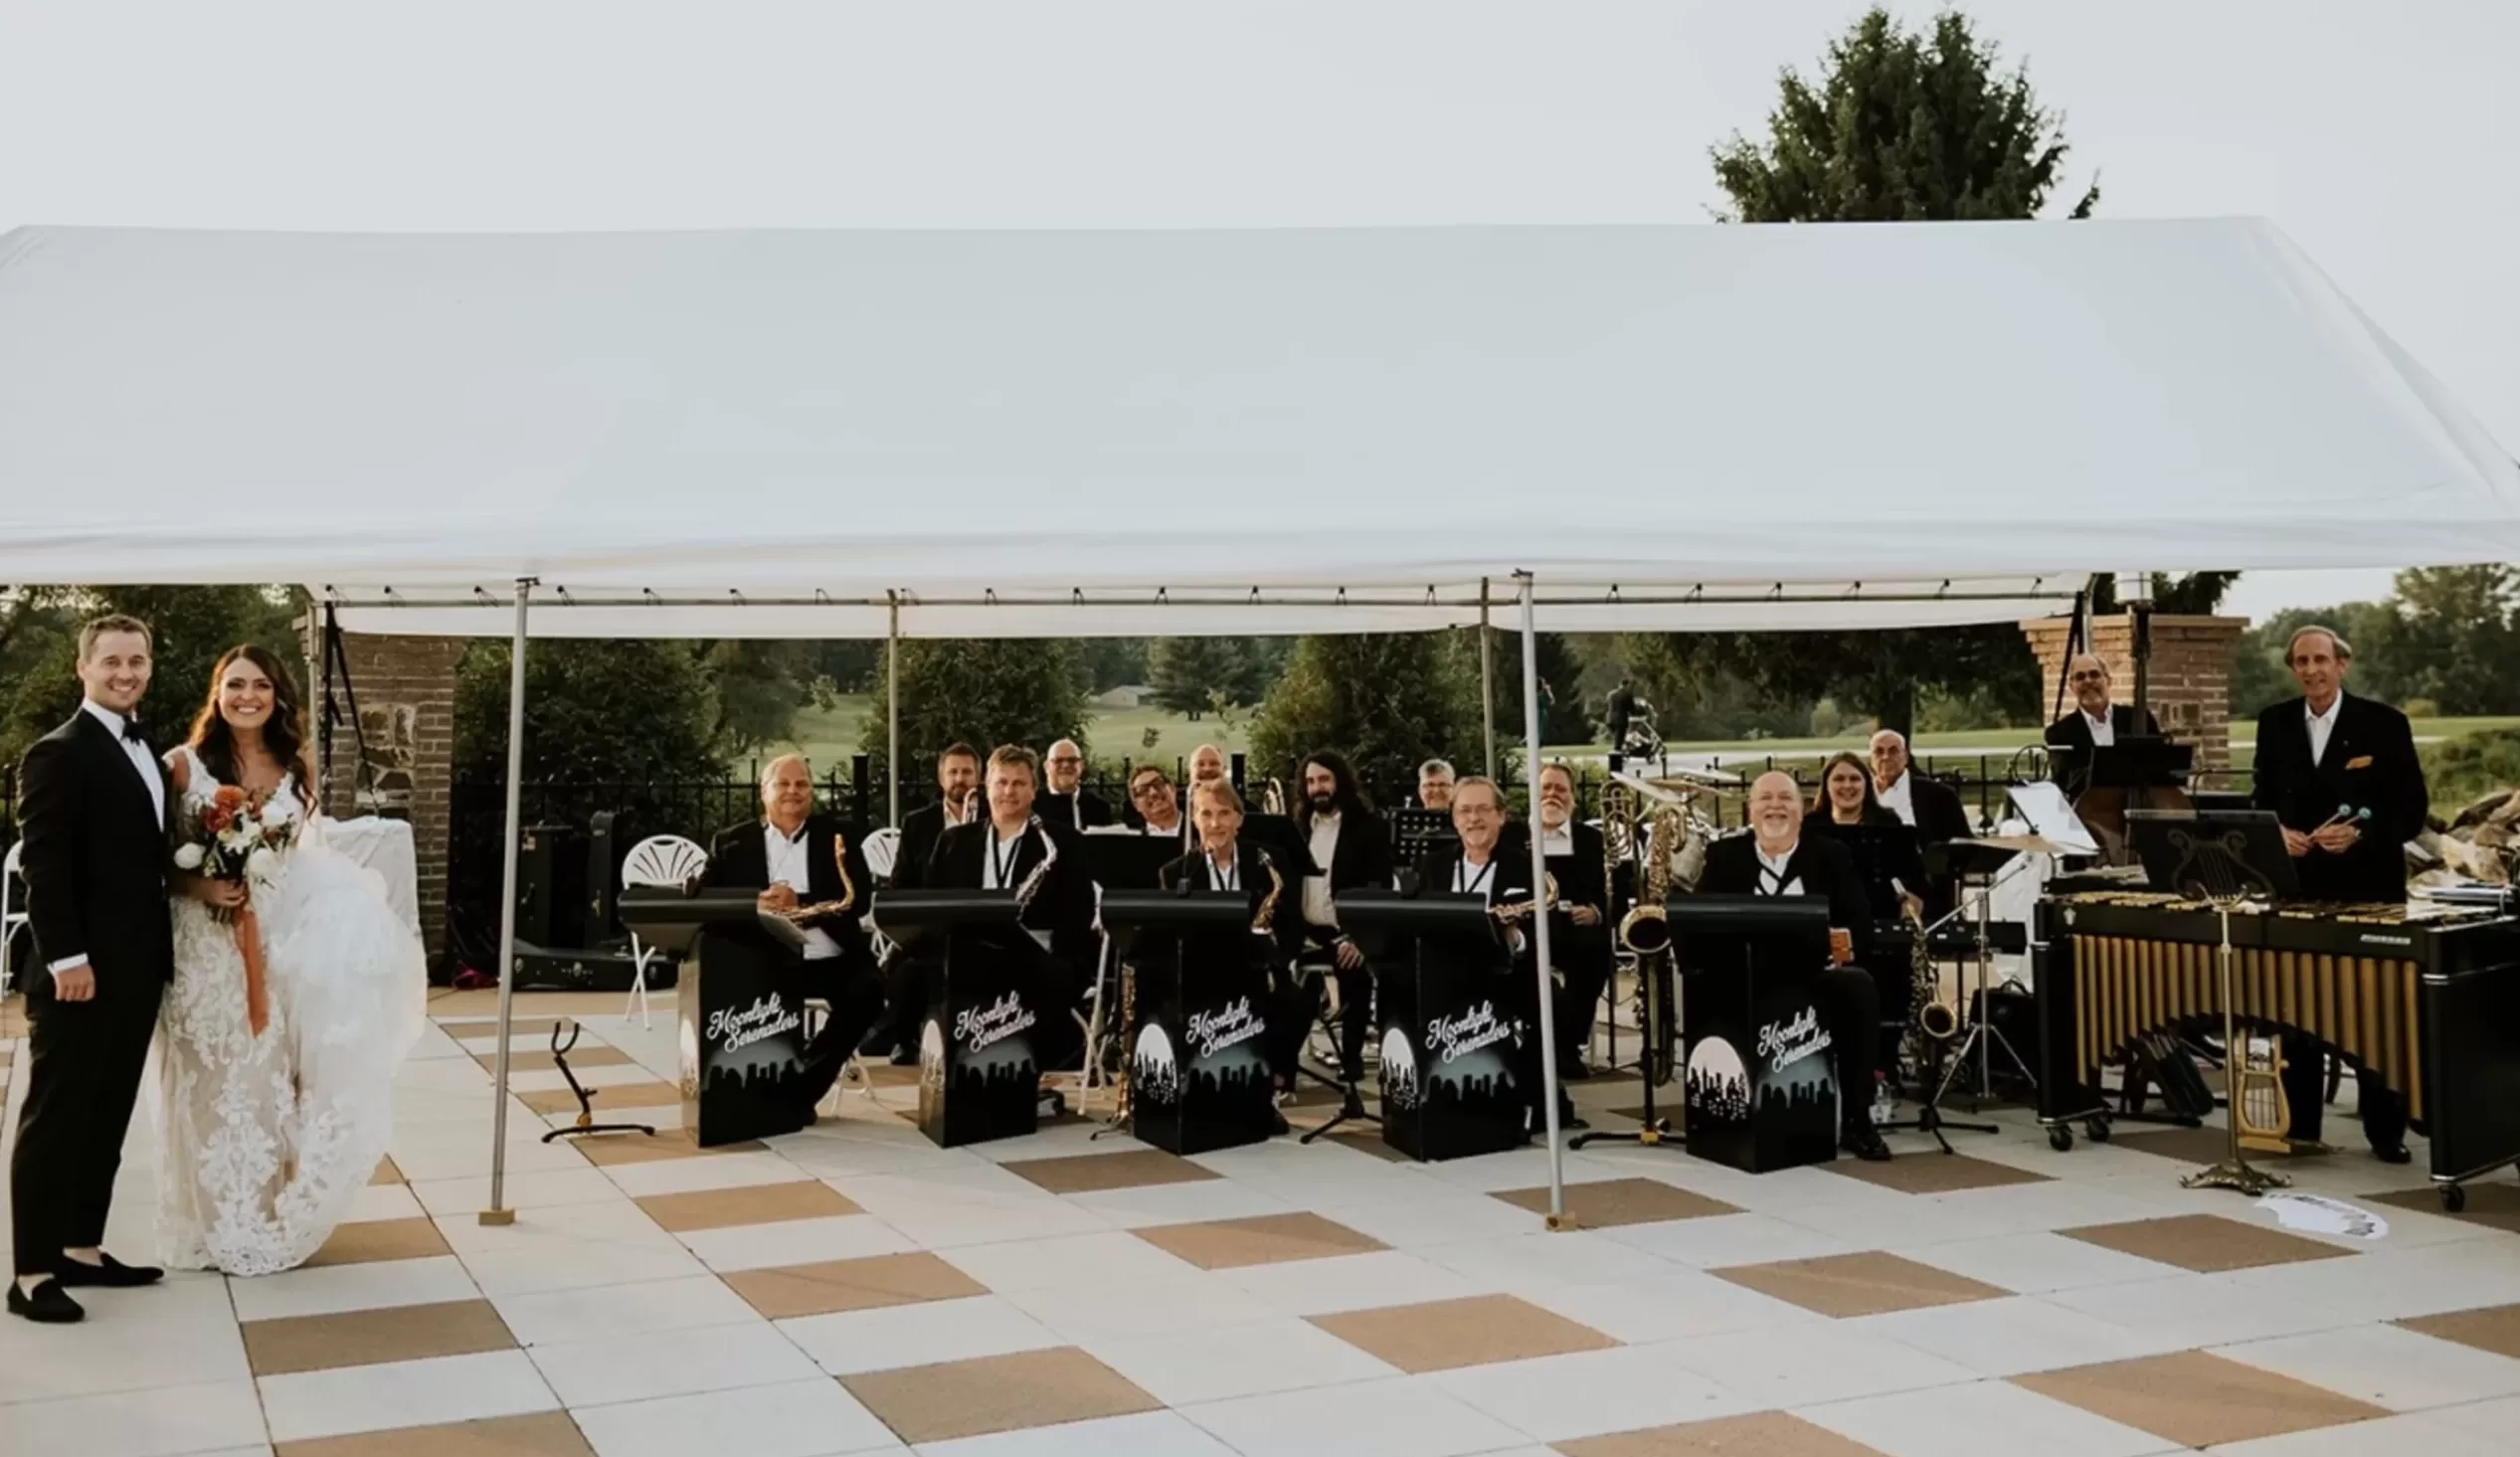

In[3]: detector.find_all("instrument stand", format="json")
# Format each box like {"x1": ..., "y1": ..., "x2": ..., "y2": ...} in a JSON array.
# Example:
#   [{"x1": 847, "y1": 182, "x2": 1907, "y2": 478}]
[
  {"x1": 1297, "y1": 976, "x2": 1381, "y2": 1144},
  {"x1": 2180, "y1": 899, "x2": 2291, "y2": 1196},
  {"x1": 1569, "y1": 951, "x2": 1684, "y2": 1153},
  {"x1": 539, "y1": 1020, "x2": 657, "y2": 1144},
  {"x1": 1921, "y1": 869, "x2": 2035, "y2": 1129}
]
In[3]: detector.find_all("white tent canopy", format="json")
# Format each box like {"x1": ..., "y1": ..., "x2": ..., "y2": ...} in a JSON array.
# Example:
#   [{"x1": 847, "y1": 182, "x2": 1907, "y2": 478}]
[{"x1": 2, "y1": 218, "x2": 2513, "y2": 637}]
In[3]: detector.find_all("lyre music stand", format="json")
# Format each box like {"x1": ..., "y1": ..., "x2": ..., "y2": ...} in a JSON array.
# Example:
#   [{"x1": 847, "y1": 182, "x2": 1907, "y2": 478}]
[
  {"x1": 1569, "y1": 935, "x2": 1681, "y2": 1155},
  {"x1": 2128, "y1": 809, "x2": 2298, "y2": 1195}
]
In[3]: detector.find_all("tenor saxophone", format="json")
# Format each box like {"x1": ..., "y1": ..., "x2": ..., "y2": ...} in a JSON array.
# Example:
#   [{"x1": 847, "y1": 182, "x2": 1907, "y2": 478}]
[{"x1": 1011, "y1": 814, "x2": 1056, "y2": 914}]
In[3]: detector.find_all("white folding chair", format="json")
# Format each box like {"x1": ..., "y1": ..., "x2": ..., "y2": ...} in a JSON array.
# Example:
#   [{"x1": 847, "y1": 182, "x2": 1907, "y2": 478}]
[
  {"x1": 862, "y1": 825, "x2": 902, "y2": 883},
  {"x1": 1, "y1": 839, "x2": 26, "y2": 1002},
  {"x1": 621, "y1": 833, "x2": 709, "y2": 1028}
]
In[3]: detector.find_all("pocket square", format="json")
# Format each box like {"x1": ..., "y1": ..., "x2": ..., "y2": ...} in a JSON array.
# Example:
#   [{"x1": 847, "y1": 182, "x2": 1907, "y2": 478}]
[{"x1": 2346, "y1": 755, "x2": 2374, "y2": 770}]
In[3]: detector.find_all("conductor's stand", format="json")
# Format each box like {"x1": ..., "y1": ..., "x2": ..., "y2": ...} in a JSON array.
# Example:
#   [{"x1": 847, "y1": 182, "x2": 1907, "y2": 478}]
[
  {"x1": 1101, "y1": 890, "x2": 1280, "y2": 1156},
  {"x1": 1338, "y1": 889, "x2": 1537, "y2": 1163},
  {"x1": 869, "y1": 889, "x2": 1049, "y2": 1149},
  {"x1": 619, "y1": 886, "x2": 811, "y2": 1148},
  {"x1": 1673, "y1": 894, "x2": 1838, "y2": 1175}
]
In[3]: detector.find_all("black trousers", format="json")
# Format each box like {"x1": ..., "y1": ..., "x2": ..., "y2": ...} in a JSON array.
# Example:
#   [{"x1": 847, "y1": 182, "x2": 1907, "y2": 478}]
[
  {"x1": 11, "y1": 985, "x2": 161, "y2": 1276},
  {"x1": 796, "y1": 957, "x2": 887, "y2": 1109},
  {"x1": 1816, "y1": 964, "x2": 1884, "y2": 1127},
  {"x1": 2277, "y1": 1034, "x2": 2409, "y2": 1149},
  {"x1": 863, "y1": 946, "x2": 923, "y2": 1054},
  {"x1": 1554, "y1": 930, "x2": 1614, "y2": 1064}
]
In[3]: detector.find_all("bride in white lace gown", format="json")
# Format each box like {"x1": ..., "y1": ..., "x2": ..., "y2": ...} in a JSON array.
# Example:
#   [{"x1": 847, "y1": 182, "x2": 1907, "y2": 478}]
[{"x1": 157, "y1": 645, "x2": 426, "y2": 1276}]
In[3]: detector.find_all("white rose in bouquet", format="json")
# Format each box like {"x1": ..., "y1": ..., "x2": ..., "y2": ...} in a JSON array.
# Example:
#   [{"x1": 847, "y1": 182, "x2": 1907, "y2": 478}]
[{"x1": 173, "y1": 842, "x2": 207, "y2": 870}]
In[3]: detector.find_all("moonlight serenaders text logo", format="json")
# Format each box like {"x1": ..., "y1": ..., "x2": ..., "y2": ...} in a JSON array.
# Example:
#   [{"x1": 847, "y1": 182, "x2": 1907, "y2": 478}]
[
  {"x1": 1424, "y1": 1000, "x2": 1516, "y2": 1064},
  {"x1": 1378, "y1": 1026, "x2": 1420, "y2": 1111},
  {"x1": 955, "y1": 993, "x2": 1035, "y2": 1054},
  {"x1": 706, "y1": 993, "x2": 802, "y2": 1056},
  {"x1": 1132, "y1": 1023, "x2": 1182, "y2": 1105},
  {"x1": 1686, "y1": 1036, "x2": 1750, "y2": 1122},
  {"x1": 1184, "y1": 997, "x2": 1264, "y2": 1059}
]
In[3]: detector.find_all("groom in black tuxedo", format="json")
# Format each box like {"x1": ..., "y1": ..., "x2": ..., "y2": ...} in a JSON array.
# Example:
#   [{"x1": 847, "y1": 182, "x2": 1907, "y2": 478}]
[{"x1": 11, "y1": 615, "x2": 175, "y2": 1324}]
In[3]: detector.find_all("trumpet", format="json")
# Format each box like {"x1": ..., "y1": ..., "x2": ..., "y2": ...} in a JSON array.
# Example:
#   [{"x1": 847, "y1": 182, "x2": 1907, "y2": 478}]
[
  {"x1": 1262, "y1": 778, "x2": 1287, "y2": 816},
  {"x1": 781, "y1": 831, "x2": 860, "y2": 922}
]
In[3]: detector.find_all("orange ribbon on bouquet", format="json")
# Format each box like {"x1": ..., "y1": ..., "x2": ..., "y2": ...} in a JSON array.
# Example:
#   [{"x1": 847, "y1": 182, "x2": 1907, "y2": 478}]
[{"x1": 235, "y1": 902, "x2": 270, "y2": 1036}]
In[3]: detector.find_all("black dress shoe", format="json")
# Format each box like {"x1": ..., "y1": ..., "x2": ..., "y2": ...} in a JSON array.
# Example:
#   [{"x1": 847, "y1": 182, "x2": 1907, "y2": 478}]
[
  {"x1": 8, "y1": 1279, "x2": 84, "y2": 1323},
  {"x1": 1560, "y1": 1058, "x2": 1594, "y2": 1082},
  {"x1": 2372, "y1": 1142, "x2": 2414, "y2": 1166},
  {"x1": 53, "y1": 1252, "x2": 163, "y2": 1289},
  {"x1": 1841, "y1": 1124, "x2": 1893, "y2": 1163}
]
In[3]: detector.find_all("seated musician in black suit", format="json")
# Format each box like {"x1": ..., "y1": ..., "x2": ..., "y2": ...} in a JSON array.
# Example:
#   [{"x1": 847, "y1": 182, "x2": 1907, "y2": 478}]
[
  {"x1": 1039, "y1": 738, "x2": 1116, "y2": 830},
  {"x1": 1296, "y1": 751, "x2": 1394, "y2": 1098},
  {"x1": 1698, "y1": 771, "x2": 1892, "y2": 1162},
  {"x1": 1158, "y1": 780, "x2": 1309, "y2": 1126},
  {"x1": 923, "y1": 744, "x2": 1101, "y2": 1074},
  {"x1": 2254, "y1": 625, "x2": 2428, "y2": 1163},
  {"x1": 1534, "y1": 762, "x2": 1614, "y2": 1080},
  {"x1": 1124, "y1": 764, "x2": 1194, "y2": 848},
  {"x1": 1804, "y1": 751, "x2": 1928, "y2": 1059},
  {"x1": 861, "y1": 743, "x2": 984, "y2": 1062},
  {"x1": 703, "y1": 754, "x2": 882, "y2": 1120},
  {"x1": 1412, "y1": 776, "x2": 1577, "y2": 1132},
  {"x1": 1870, "y1": 730, "x2": 1972, "y2": 918},
  {"x1": 2046, "y1": 653, "x2": 2162, "y2": 753}
]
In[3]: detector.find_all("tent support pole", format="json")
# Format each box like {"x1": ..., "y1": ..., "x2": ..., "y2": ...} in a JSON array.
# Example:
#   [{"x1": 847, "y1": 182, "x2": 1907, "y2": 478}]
[
  {"x1": 1519, "y1": 572, "x2": 1567, "y2": 1227},
  {"x1": 1479, "y1": 580, "x2": 1498, "y2": 779},
  {"x1": 482, "y1": 578, "x2": 536, "y2": 1226},
  {"x1": 887, "y1": 592, "x2": 902, "y2": 828}
]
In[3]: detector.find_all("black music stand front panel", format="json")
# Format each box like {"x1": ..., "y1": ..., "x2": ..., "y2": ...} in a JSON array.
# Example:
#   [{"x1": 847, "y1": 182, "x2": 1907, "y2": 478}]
[
  {"x1": 873, "y1": 890, "x2": 1048, "y2": 1149},
  {"x1": 1133, "y1": 919, "x2": 1278, "y2": 1156},
  {"x1": 681, "y1": 917, "x2": 811, "y2": 1147},
  {"x1": 1674, "y1": 895, "x2": 1837, "y2": 1175},
  {"x1": 1345, "y1": 891, "x2": 1535, "y2": 1163}
]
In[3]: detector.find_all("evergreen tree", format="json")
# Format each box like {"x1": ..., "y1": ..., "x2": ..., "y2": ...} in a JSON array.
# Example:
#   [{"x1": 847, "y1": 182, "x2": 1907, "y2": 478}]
[
  {"x1": 1247, "y1": 634, "x2": 1484, "y2": 795},
  {"x1": 859, "y1": 639, "x2": 1089, "y2": 779}
]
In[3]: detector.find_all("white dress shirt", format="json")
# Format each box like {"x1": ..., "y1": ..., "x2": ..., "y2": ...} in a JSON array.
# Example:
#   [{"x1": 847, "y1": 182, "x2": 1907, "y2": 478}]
[
  {"x1": 51, "y1": 701, "x2": 167, "y2": 976},
  {"x1": 980, "y1": 826, "x2": 1027, "y2": 889},
  {"x1": 1452, "y1": 854, "x2": 1499, "y2": 897},
  {"x1": 1538, "y1": 823, "x2": 1575, "y2": 857},
  {"x1": 2306, "y1": 695, "x2": 2343, "y2": 767},
  {"x1": 1204, "y1": 847, "x2": 1241, "y2": 892},
  {"x1": 1877, "y1": 771, "x2": 1916, "y2": 827},
  {"x1": 2082, "y1": 708, "x2": 2116, "y2": 748},
  {"x1": 1303, "y1": 811, "x2": 1343, "y2": 928},
  {"x1": 1139, "y1": 816, "x2": 1184, "y2": 840},
  {"x1": 1752, "y1": 840, "x2": 1804, "y2": 897},
  {"x1": 763, "y1": 823, "x2": 841, "y2": 961}
]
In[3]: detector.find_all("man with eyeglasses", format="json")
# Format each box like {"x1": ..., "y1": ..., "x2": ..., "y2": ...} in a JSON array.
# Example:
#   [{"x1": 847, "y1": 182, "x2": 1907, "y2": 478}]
[
  {"x1": 1038, "y1": 739, "x2": 1114, "y2": 830},
  {"x1": 1125, "y1": 765, "x2": 1191, "y2": 847},
  {"x1": 2044, "y1": 654, "x2": 2160, "y2": 755}
]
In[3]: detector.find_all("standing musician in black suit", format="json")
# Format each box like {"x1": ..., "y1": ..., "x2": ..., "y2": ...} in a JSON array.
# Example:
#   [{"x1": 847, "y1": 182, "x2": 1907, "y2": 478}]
[
  {"x1": 1696, "y1": 771, "x2": 1893, "y2": 1162},
  {"x1": 1038, "y1": 738, "x2": 1115, "y2": 830},
  {"x1": 2045, "y1": 654, "x2": 2162, "y2": 754},
  {"x1": 1294, "y1": 751, "x2": 1393, "y2": 1096},
  {"x1": 2253, "y1": 625, "x2": 2428, "y2": 1162},
  {"x1": 703, "y1": 755, "x2": 881, "y2": 1121},
  {"x1": 861, "y1": 742, "x2": 984, "y2": 1061},
  {"x1": 11, "y1": 615, "x2": 176, "y2": 1324},
  {"x1": 1412, "y1": 776, "x2": 1576, "y2": 1131},
  {"x1": 1870, "y1": 729, "x2": 1973, "y2": 918},
  {"x1": 1533, "y1": 762, "x2": 1613, "y2": 1080},
  {"x1": 923, "y1": 745, "x2": 1101, "y2": 1073},
  {"x1": 1158, "y1": 780, "x2": 1309, "y2": 1120}
]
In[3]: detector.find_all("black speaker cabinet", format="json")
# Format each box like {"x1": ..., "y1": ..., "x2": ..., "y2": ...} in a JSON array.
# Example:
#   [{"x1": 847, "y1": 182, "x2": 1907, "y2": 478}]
[{"x1": 512, "y1": 823, "x2": 570, "y2": 948}]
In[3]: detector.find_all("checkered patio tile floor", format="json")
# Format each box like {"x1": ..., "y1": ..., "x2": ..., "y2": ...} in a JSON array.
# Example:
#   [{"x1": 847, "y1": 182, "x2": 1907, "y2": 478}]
[{"x1": 8, "y1": 987, "x2": 2520, "y2": 1455}]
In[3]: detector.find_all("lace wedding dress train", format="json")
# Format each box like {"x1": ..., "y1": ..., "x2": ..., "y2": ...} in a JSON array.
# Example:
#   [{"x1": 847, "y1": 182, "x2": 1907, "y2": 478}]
[{"x1": 156, "y1": 746, "x2": 427, "y2": 1276}]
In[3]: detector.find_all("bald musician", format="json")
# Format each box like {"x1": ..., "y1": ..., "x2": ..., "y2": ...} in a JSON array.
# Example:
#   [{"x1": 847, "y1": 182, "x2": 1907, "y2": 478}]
[
  {"x1": 1038, "y1": 739, "x2": 1114, "y2": 830},
  {"x1": 1695, "y1": 771, "x2": 1893, "y2": 1162},
  {"x1": 1187, "y1": 744, "x2": 1229, "y2": 799}
]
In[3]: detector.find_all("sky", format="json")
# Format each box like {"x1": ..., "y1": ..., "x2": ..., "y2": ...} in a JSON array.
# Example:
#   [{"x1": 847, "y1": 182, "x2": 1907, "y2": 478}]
[{"x1": 2, "y1": 1, "x2": 2510, "y2": 624}]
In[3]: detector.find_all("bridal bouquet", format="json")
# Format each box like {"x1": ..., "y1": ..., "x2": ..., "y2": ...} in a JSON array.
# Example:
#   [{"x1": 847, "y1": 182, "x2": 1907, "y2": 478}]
[
  {"x1": 173, "y1": 785, "x2": 297, "y2": 1035},
  {"x1": 173, "y1": 785, "x2": 297, "y2": 895}
]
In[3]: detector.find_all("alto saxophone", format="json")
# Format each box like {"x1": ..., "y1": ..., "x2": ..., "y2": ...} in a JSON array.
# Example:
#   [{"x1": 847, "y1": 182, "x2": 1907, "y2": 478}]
[
  {"x1": 1252, "y1": 852, "x2": 1285, "y2": 935},
  {"x1": 782, "y1": 831, "x2": 860, "y2": 922},
  {"x1": 1011, "y1": 814, "x2": 1057, "y2": 914}
]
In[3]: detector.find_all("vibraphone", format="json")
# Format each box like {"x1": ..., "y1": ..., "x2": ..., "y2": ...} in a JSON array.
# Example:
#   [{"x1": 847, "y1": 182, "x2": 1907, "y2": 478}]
[{"x1": 2034, "y1": 891, "x2": 2520, "y2": 1206}]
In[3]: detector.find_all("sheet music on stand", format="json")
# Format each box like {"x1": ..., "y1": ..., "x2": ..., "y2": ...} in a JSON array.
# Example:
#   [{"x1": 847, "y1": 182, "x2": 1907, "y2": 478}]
[
  {"x1": 2007, "y1": 781, "x2": 2100, "y2": 859},
  {"x1": 1390, "y1": 807, "x2": 1456, "y2": 862}
]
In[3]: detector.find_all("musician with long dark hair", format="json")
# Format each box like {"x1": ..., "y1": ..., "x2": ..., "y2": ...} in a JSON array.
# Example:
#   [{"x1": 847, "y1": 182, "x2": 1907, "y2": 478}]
[{"x1": 1295, "y1": 751, "x2": 1392, "y2": 1093}]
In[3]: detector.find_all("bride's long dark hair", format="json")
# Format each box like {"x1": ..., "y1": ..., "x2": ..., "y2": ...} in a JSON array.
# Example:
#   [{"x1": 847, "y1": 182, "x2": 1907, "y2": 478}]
[{"x1": 189, "y1": 643, "x2": 314, "y2": 792}]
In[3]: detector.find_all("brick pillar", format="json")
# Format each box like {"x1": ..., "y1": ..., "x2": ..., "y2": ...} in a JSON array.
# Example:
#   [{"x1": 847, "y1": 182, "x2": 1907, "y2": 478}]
[
  {"x1": 2021, "y1": 613, "x2": 2248, "y2": 774},
  {"x1": 302, "y1": 618, "x2": 464, "y2": 964}
]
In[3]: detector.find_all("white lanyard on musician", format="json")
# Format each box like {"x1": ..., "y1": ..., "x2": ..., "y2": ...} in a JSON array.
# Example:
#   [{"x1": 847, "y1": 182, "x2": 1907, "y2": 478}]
[
  {"x1": 1453, "y1": 856, "x2": 1498, "y2": 898},
  {"x1": 982, "y1": 827, "x2": 1027, "y2": 890},
  {"x1": 1753, "y1": 842, "x2": 1804, "y2": 898},
  {"x1": 1208, "y1": 850, "x2": 1240, "y2": 892}
]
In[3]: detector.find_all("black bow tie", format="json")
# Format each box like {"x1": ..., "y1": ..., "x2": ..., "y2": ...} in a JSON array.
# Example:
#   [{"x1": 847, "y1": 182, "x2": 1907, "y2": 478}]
[{"x1": 120, "y1": 717, "x2": 146, "y2": 744}]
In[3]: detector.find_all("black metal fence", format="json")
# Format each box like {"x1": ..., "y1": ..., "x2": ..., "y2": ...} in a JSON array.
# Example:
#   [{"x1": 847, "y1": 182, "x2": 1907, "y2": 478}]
[{"x1": 437, "y1": 749, "x2": 2031, "y2": 977}]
